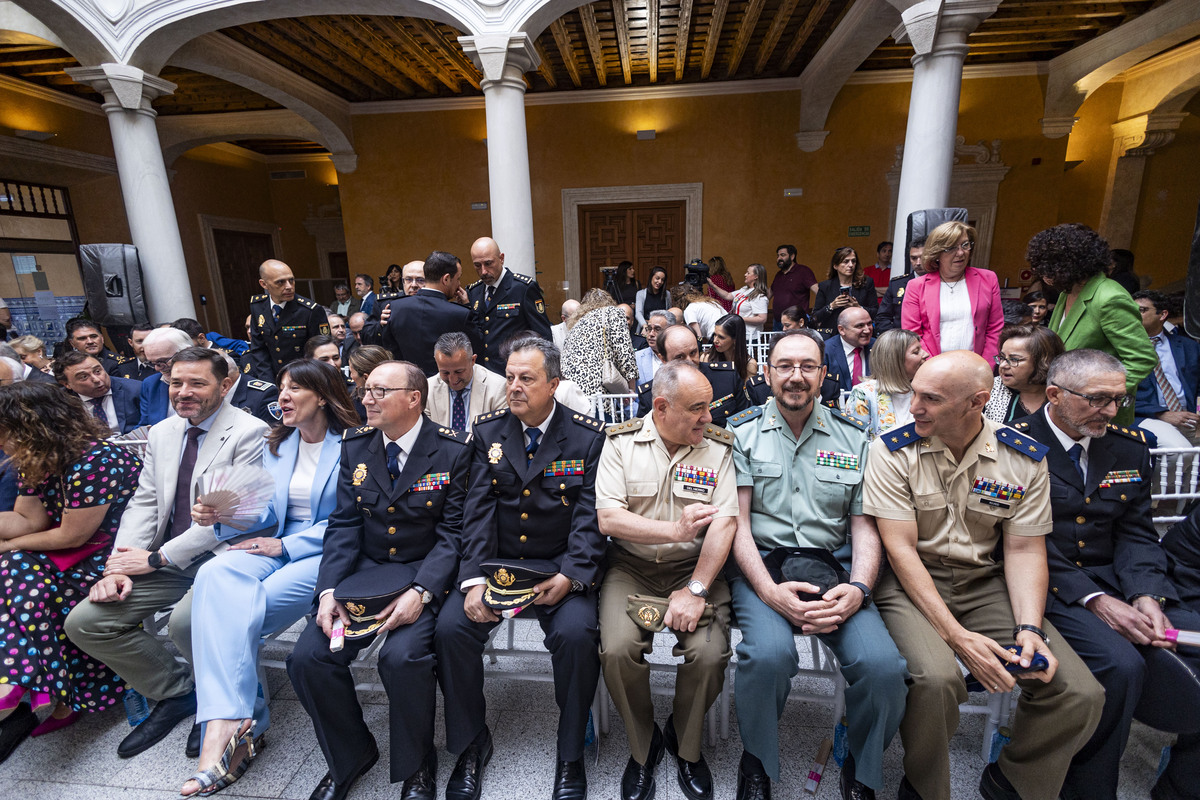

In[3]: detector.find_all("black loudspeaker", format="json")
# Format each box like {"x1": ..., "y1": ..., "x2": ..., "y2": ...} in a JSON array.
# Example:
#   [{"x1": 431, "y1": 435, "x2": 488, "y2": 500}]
[
  {"x1": 906, "y1": 207, "x2": 969, "y2": 253},
  {"x1": 79, "y1": 243, "x2": 150, "y2": 326},
  {"x1": 1186, "y1": 202, "x2": 1200, "y2": 340}
]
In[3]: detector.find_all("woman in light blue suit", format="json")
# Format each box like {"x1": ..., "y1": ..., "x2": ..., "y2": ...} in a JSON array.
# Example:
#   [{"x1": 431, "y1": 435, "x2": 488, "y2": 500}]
[{"x1": 182, "y1": 360, "x2": 359, "y2": 796}]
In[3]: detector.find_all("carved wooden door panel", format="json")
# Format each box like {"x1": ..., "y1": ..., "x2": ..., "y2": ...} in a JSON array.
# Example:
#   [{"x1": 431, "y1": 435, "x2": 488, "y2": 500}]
[{"x1": 579, "y1": 201, "x2": 685, "y2": 294}]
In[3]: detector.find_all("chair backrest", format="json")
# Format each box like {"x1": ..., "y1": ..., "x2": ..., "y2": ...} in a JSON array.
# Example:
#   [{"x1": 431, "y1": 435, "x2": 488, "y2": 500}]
[
  {"x1": 1149, "y1": 446, "x2": 1200, "y2": 536},
  {"x1": 747, "y1": 331, "x2": 772, "y2": 373},
  {"x1": 592, "y1": 393, "x2": 638, "y2": 424}
]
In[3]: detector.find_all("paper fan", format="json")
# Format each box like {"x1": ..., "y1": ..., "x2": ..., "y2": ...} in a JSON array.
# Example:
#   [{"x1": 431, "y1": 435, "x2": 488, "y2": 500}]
[
  {"x1": 196, "y1": 465, "x2": 276, "y2": 531},
  {"x1": 108, "y1": 426, "x2": 152, "y2": 456}
]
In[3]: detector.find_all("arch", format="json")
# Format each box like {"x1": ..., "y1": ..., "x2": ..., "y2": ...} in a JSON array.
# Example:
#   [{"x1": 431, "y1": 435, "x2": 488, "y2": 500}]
[
  {"x1": 157, "y1": 108, "x2": 332, "y2": 166},
  {"x1": 0, "y1": 0, "x2": 108, "y2": 62}
]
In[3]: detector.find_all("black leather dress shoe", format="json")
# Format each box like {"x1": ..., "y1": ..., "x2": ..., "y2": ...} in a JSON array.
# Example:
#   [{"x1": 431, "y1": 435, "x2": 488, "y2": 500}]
[
  {"x1": 736, "y1": 751, "x2": 771, "y2": 800},
  {"x1": 620, "y1": 724, "x2": 664, "y2": 800},
  {"x1": 401, "y1": 748, "x2": 437, "y2": 800},
  {"x1": 309, "y1": 747, "x2": 379, "y2": 800},
  {"x1": 185, "y1": 723, "x2": 202, "y2": 758},
  {"x1": 839, "y1": 754, "x2": 875, "y2": 800},
  {"x1": 896, "y1": 776, "x2": 923, "y2": 800},
  {"x1": 0, "y1": 704, "x2": 37, "y2": 765},
  {"x1": 553, "y1": 758, "x2": 587, "y2": 800},
  {"x1": 978, "y1": 763, "x2": 1020, "y2": 800},
  {"x1": 446, "y1": 726, "x2": 493, "y2": 800},
  {"x1": 662, "y1": 715, "x2": 712, "y2": 800},
  {"x1": 117, "y1": 690, "x2": 196, "y2": 759}
]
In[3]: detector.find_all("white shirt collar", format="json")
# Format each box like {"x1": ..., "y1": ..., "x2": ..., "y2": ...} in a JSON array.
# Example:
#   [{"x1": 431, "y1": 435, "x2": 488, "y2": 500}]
[
  {"x1": 383, "y1": 415, "x2": 423, "y2": 457},
  {"x1": 1043, "y1": 403, "x2": 1090, "y2": 455},
  {"x1": 520, "y1": 401, "x2": 557, "y2": 438}
]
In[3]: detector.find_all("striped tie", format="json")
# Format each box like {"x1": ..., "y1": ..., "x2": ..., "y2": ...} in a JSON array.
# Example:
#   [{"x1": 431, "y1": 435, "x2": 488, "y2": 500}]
[{"x1": 1152, "y1": 336, "x2": 1185, "y2": 412}]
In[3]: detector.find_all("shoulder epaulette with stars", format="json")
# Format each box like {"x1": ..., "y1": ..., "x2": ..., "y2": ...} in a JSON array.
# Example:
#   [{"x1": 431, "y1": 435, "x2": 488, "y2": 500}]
[
  {"x1": 250, "y1": 294, "x2": 268, "y2": 303},
  {"x1": 996, "y1": 427, "x2": 1049, "y2": 462},
  {"x1": 703, "y1": 424, "x2": 734, "y2": 445},
  {"x1": 1106, "y1": 423, "x2": 1147, "y2": 443},
  {"x1": 728, "y1": 406, "x2": 763, "y2": 428},
  {"x1": 569, "y1": 412, "x2": 605, "y2": 431},
  {"x1": 246, "y1": 379, "x2": 274, "y2": 391},
  {"x1": 344, "y1": 425, "x2": 375, "y2": 439},
  {"x1": 436, "y1": 426, "x2": 471, "y2": 444},
  {"x1": 704, "y1": 361, "x2": 734, "y2": 371},
  {"x1": 512, "y1": 272, "x2": 534, "y2": 284},
  {"x1": 1011, "y1": 421, "x2": 1031, "y2": 431},
  {"x1": 475, "y1": 408, "x2": 510, "y2": 425},
  {"x1": 297, "y1": 296, "x2": 319, "y2": 309},
  {"x1": 884, "y1": 422, "x2": 921, "y2": 451},
  {"x1": 606, "y1": 418, "x2": 644, "y2": 437},
  {"x1": 467, "y1": 279, "x2": 483, "y2": 290},
  {"x1": 830, "y1": 407, "x2": 867, "y2": 430},
  {"x1": 746, "y1": 374, "x2": 766, "y2": 387},
  {"x1": 637, "y1": 380, "x2": 654, "y2": 394}
]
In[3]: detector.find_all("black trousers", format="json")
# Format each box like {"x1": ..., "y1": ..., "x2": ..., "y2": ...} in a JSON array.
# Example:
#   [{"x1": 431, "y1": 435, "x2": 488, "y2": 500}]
[
  {"x1": 434, "y1": 589, "x2": 600, "y2": 761},
  {"x1": 287, "y1": 611, "x2": 438, "y2": 784}
]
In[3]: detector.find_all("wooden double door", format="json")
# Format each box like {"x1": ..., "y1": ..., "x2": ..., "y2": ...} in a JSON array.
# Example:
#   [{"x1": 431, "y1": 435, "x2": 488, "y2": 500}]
[{"x1": 579, "y1": 201, "x2": 686, "y2": 294}]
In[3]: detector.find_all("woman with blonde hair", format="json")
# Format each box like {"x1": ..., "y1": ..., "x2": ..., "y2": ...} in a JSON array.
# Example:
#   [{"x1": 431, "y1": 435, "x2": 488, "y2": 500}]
[
  {"x1": 843, "y1": 329, "x2": 928, "y2": 438},
  {"x1": 709, "y1": 264, "x2": 770, "y2": 336},
  {"x1": 8, "y1": 336, "x2": 52, "y2": 375},
  {"x1": 900, "y1": 220, "x2": 1004, "y2": 364},
  {"x1": 562, "y1": 288, "x2": 638, "y2": 397}
]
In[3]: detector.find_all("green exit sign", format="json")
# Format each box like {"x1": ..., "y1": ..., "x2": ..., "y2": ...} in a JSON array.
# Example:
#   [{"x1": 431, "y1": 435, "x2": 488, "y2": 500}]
[{"x1": 848, "y1": 226, "x2": 871, "y2": 237}]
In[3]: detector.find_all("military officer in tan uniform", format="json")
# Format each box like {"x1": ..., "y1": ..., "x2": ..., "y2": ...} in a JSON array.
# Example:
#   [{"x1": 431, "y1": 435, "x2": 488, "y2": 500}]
[
  {"x1": 596, "y1": 360, "x2": 737, "y2": 800},
  {"x1": 862, "y1": 351, "x2": 1103, "y2": 800}
]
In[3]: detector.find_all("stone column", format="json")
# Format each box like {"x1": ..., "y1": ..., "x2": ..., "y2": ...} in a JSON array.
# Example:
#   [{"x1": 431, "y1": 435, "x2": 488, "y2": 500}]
[
  {"x1": 66, "y1": 64, "x2": 196, "y2": 320},
  {"x1": 459, "y1": 34, "x2": 538, "y2": 279},
  {"x1": 888, "y1": 0, "x2": 999, "y2": 278},
  {"x1": 1098, "y1": 112, "x2": 1186, "y2": 249}
]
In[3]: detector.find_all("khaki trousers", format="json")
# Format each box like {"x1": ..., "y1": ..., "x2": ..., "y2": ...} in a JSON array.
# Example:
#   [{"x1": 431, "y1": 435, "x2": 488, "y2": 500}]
[
  {"x1": 874, "y1": 563, "x2": 1103, "y2": 800},
  {"x1": 598, "y1": 547, "x2": 732, "y2": 763}
]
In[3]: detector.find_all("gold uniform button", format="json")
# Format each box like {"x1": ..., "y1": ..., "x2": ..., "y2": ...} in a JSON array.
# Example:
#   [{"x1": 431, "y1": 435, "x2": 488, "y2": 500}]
[
  {"x1": 1077, "y1": 540, "x2": 1085, "y2": 548},
  {"x1": 523, "y1": 489, "x2": 530, "y2": 497},
  {"x1": 520, "y1": 512, "x2": 529, "y2": 520},
  {"x1": 388, "y1": 527, "x2": 396, "y2": 535},
  {"x1": 559, "y1": 483, "x2": 566, "y2": 490},
  {"x1": 1120, "y1": 494, "x2": 1127, "y2": 501},
  {"x1": 1075, "y1": 516, "x2": 1086, "y2": 524},
  {"x1": 1075, "y1": 561, "x2": 1082, "y2": 566},
  {"x1": 484, "y1": 330, "x2": 489, "y2": 335},
  {"x1": 426, "y1": 500, "x2": 433, "y2": 507},
  {"x1": 519, "y1": 535, "x2": 527, "y2": 543},
  {"x1": 1084, "y1": 497, "x2": 1091, "y2": 504},
  {"x1": 388, "y1": 506, "x2": 395, "y2": 513},
  {"x1": 356, "y1": 496, "x2": 362, "y2": 502},
  {"x1": 1052, "y1": 587, "x2": 1059, "y2": 594},
  {"x1": 389, "y1": 547, "x2": 397, "y2": 556},
  {"x1": 492, "y1": 479, "x2": 498, "y2": 486}
]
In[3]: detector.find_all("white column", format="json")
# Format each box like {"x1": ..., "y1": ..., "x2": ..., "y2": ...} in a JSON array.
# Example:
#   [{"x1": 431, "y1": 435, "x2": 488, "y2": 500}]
[
  {"x1": 1098, "y1": 113, "x2": 1186, "y2": 249},
  {"x1": 889, "y1": 1, "x2": 999, "y2": 277},
  {"x1": 460, "y1": 34, "x2": 538, "y2": 279},
  {"x1": 66, "y1": 64, "x2": 196, "y2": 321}
]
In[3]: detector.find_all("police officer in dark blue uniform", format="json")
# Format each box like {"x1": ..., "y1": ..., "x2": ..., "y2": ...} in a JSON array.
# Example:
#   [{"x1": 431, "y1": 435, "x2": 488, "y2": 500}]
[
  {"x1": 435, "y1": 336, "x2": 606, "y2": 800},
  {"x1": 382, "y1": 251, "x2": 482, "y2": 377},
  {"x1": 247, "y1": 260, "x2": 329, "y2": 382},
  {"x1": 467, "y1": 237, "x2": 553, "y2": 375},
  {"x1": 874, "y1": 238, "x2": 924, "y2": 335},
  {"x1": 1013, "y1": 349, "x2": 1200, "y2": 800},
  {"x1": 634, "y1": 326, "x2": 747, "y2": 428},
  {"x1": 64, "y1": 317, "x2": 129, "y2": 375},
  {"x1": 287, "y1": 361, "x2": 471, "y2": 800}
]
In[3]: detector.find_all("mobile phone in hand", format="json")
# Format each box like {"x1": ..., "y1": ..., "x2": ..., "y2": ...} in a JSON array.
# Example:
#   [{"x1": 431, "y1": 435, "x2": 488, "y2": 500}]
[{"x1": 1002, "y1": 644, "x2": 1048, "y2": 674}]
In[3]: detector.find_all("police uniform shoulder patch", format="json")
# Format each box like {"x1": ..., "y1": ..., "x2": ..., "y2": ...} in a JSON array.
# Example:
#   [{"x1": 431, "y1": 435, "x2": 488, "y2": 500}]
[
  {"x1": 467, "y1": 279, "x2": 483, "y2": 290},
  {"x1": 437, "y1": 426, "x2": 470, "y2": 444},
  {"x1": 747, "y1": 374, "x2": 766, "y2": 387},
  {"x1": 605, "y1": 418, "x2": 644, "y2": 437},
  {"x1": 251, "y1": 294, "x2": 268, "y2": 303},
  {"x1": 247, "y1": 379, "x2": 274, "y2": 391},
  {"x1": 896, "y1": 287, "x2": 905, "y2": 298},
  {"x1": 705, "y1": 361, "x2": 734, "y2": 371},
  {"x1": 513, "y1": 272, "x2": 533, "y2": 283},
  {"x1": 569, "y1": 412, "x2": 605, "y2": 431},
  {"x1": 728, "y1": 406, "x2": 763, "y2": 428},
  {"x1": 637, "y1": 380, "x2": 654, "y2": 394},
  {"x1": 298, "y1": 296, "x2": 318, "y2": 309},
  {"x1": 702, "y1": 423, "x2": 734, "y2": 445},
  {"x1": 996, "y1": 426, "x2": 1049, "y2": 462},
  {"x1": 883, "y1": 422, "x2": 921, "y2": 452},
  {"x1": 344, "y1": 425, "x2": 376, "y2": 439},
  {"x1": 831, "y1": 408, "x2": 867, "y2": 430},
  {"x1": 475, "y1": 408, "x2": 510, "y2": 424},
  {"x1": 1106, "y1": 423, "x2": 1147, "y2": 443}
]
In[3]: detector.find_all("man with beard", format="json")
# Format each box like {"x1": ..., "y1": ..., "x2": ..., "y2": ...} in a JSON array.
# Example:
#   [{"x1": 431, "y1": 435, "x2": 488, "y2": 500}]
[
  {"x1": 769, "y1": 245, "x2": 816, "y2": 328},
  {"x1": 726, "y1": 330, "x2": 906, "y2": 800}
]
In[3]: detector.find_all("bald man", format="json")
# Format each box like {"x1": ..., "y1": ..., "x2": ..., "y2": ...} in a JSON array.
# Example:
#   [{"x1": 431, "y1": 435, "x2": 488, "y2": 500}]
[
  {"x1": 862, "y1": 352, "x2": 1102, "y2": 800},
  {"x1": 247, "y1": 259, "x2": 329, "y2": 382},
  {"x1": 467, "y1": 237, "x2": 553, "y2": 375},
  {"x1": 552, "y1": 299, "x2": 580, "y2": 351}
]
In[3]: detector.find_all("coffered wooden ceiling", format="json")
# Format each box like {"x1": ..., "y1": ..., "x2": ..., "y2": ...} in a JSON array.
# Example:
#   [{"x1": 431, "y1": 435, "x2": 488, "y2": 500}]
[{"x1": 0, "y1": 0, "x2": 1170, "y2": 154}]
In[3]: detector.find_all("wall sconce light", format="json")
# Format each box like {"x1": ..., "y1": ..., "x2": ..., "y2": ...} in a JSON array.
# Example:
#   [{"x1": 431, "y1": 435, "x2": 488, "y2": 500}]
[
  {"x1": 14, "y1": 129, "x2": 55, "y2": 142},
  {"x1": 636, "y1": 129, "x2": 656, "y2": 141}
]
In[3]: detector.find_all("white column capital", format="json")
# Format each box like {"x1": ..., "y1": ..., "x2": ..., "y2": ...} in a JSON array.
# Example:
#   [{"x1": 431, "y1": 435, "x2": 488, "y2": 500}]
[
  {"x1": 459, "y1": 33, "x2": 539, "y2": 88},
  {"x1": 1040, "y1": 116, "x2": 1080, "y2": 139},
  {"x1": 66, "y1": 64, "x2": 176, "y2": 114},
  {"x1": 795, "y1": 130, "x2": 830, "y2": 152},
  {"x1": 1111, "y1": 111, "x2": 1189, "y2": 156},
  {"x1": 890, "y1": 0, "x2": 1000, "y2": 57}
]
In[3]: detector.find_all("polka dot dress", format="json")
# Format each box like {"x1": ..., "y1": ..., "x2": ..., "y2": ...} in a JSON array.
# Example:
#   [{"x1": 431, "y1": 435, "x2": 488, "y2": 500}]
[{"x1": 0, "y1": 441, "x2": 141, "y2": 711}]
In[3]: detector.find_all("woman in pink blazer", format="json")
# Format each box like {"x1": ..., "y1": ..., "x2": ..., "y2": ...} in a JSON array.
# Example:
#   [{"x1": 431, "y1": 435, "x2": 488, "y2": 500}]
[{"x1": 900, "y1": 221, "x2": 1004, "y2": 364}]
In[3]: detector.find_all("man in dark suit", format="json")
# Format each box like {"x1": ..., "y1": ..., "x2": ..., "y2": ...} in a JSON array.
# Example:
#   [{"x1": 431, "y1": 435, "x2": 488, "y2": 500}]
[
  {"x1": 1134, "y1": 290, "x2": 1200, "y2": 444},
  {"x1": 64, "y1": 317, "x2": 129, "y2": 375},
  {"x1": 824, "y1": 307, "x2": 874, "y2": 394},
  {"x1": 1012, "y1": 348, "x2": 1200, "y2": 800},
  {"x1": 247, "y1": 259, "x2": 330, "y2": 382},
  {"x1": 113, "y1": 324, "x2": 157, "y2": 381},
  {"x1": 635, "y1": 326, "x2": 747, "y2": 427},
  {"x1": 54, "y1": 350, "x2": 142, "y2": 434},
  {"x1": 288, "y1": 361, "x2": 470, "y2": 800},
  {"x1": 435, "y1": 336, "x2": 606, "y2": 800},
  {"x1": 874, "y1": 239, "x2": 925, "y2": 335},
  {"x1": 382, "y1": 251, "x2": 482, "y2": 377},
  {"x1": 467, "y1": 237, "x2": 553, "y2": 375},
  {"x1": 354, "y1": 273, "x2": 378, "y2": 318},
  {"x1": 139, "y1": 328, "x2": 198, "y2": 425}
]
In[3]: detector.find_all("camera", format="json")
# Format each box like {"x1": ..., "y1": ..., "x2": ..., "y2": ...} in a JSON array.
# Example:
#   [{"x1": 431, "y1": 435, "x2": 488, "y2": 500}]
[{"x1": 682, "y1": 259, "x2": 710, "y2": 289}]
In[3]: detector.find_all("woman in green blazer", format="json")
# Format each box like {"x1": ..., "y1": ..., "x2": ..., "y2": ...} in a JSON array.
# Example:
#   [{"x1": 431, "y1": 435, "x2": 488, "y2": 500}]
[{"x1": 1027, "y1": 224, "x2": 1157, "y2": 425}]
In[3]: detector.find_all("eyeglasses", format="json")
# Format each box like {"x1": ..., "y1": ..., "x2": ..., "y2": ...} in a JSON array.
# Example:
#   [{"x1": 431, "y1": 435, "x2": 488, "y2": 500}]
[
  {"x1": 150, "y1": 359, "x2": 173, "y2": 371},
  {"x1": 363, "y1": 386, "x2": 419, "y2": 400},
  {"x1": 402, "y1": 277, "x2": 425, "y2": 285},
  {"x1": 949, "y1": 241, "x2": 974, "y2": 253},
  {"x1": 1054, "y1": 385, "x2": 1132, "y2": 409},
  {"x1": 994, "y1": 354, "x2": 1027, "y2": 366},
  {"x1": 768, "y1": 363, "x2": 823, "y2": 378}
]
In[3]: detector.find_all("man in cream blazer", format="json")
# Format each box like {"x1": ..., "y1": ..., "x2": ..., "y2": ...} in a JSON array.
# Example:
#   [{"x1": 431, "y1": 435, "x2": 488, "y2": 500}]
[
  {"x1": 66, "y1": 347, "x2": 269, "y2": 760},
  {"x1": 425, "y1": 331, "x2": 508, "y2": 431}
]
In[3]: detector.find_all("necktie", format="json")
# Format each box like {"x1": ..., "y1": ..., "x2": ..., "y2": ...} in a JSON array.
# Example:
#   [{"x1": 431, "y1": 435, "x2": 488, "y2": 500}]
[
  {"x1": 1067, "y1": 443, "x2": 1086, "y2": 483},
  {"x1": 1151, "y1": 336, "x2": 1185, "y2": 412},
  {"x1": 485, "y1": 285, "x2": 495, "y2": 307},
  {"x1": 452, "y1": 389, "x2": 467, "y2": 432},
  {"x1": 89, "y1": 397, "x2": 110, "y2": 427},
  {"x1": 272, "y1": 304, "x2": 282, "y2": 323},
  {"x1": 387, "y1": 442, "x2": 402, "y2": 484},
  {"x1": 851, "y1": 348, "x2": 864, "y2": 386},
  {"x1": 526, "y1": 428, "x2": 541, "y2": 460},
  {"x1": 170, "y1": 426, "x2": 204, "y2": 539}
]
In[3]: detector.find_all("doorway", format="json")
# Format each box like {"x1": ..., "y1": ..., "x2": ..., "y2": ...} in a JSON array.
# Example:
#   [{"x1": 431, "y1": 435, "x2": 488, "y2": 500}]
[
  {"x1": 578, "y1": 201, "x2": 686, "y2": 293},
  {"x1": 199, "y1": 215, "x2": 283, "y2": 337}
]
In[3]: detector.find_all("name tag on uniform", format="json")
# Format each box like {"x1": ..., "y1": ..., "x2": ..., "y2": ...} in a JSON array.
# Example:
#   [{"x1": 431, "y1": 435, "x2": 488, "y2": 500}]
[
  {"x1": 971, "y1": 476, "x2": 1025, "y2": 502},
  {"x1": 674, "y1": 464, "x2": 717, "y2": 494},
  {"x1": 1099, "y1": 469, "x2": 1141, "y2": 488},
  {"x1": 544, "y1": 460, "x2": 584, "y2": 477},
  {"x1": 710, "y1": 393, "x2": 733, "y2": 410},
  {"x1": 412, "y1": 472, "x2": 449, "y2": 492},
  {"x1": 815, "y1": 450, "x2": 859, "y2": 470}
]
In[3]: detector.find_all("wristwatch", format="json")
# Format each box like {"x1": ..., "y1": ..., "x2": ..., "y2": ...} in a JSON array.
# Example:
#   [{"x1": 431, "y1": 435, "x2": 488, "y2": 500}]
[
  {"x1": 412, "y1": 584, "x2": 433, "y2": 605},
  {"x1": 147, "y1": 550, "x2": 166, "y2": 570},
  {"x1": 686, "y1": 579, "x2": 709, "y2": 598},
  {"x1": 1013, "y1": 623, "x2": 1049, "y2": 644},
  {"x1": 849, "y1": 581, "x2": 872, "y2": 607},
  {"x1": 1132, "y1": 593, "x2": 1167, "y2": 609}
]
